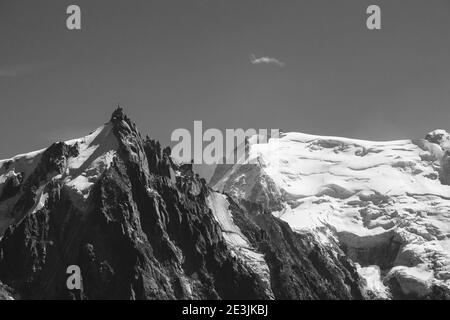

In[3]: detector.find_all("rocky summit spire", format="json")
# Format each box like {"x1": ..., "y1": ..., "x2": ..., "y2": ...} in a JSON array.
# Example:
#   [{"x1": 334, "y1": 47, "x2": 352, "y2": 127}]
[
  {"x1": 111, "y1": 105, "x2": 126, "y2": 122},
  {"x1": 109, "y1": 105, "x2": 141, "y2": 147}
]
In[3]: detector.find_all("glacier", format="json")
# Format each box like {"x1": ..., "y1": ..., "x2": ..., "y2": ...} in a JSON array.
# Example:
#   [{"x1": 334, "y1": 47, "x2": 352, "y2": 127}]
[{"x1": 212, "y1": 130, "x2": 450, "y2": 299}]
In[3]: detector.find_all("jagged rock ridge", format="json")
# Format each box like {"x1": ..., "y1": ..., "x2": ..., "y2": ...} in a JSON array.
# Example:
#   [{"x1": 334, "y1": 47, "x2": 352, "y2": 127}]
[{"x1": 0, "y1": 108, "x2": 364, "y2": 300}]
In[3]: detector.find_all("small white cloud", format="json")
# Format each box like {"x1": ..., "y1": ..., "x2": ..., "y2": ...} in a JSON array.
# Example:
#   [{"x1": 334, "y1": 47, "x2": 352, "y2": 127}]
[{"x1": 250, "y1": 54, "x2": 285, "y2": 67}]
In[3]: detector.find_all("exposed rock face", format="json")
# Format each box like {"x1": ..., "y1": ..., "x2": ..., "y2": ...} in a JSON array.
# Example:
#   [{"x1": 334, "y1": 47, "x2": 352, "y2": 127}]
[
  {"x1": 227, "y1": 199, "x2": 364, "y2": 299},
  {"x1": 425, "y1": 129, "x2": 450, "y2": 148},
  {"x1": 0, "y1": 108, "x2": 365, "y2": 300},
  {"x1": 0, "y1": 281, "x2": 13, "y2": 300},
  {"x1": 425, "y1": 130, "x2": 450, "y2": 185}
]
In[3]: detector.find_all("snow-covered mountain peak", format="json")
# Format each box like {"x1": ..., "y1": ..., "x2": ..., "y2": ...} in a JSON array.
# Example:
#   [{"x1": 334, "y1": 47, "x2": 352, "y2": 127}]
[
  {"x1": 2, "y1": 109, "x2": 450, "y2": 299},
  {"x1": 0, "y1": 109, "x2": 136, "y2": 234},
  {"x1": 0, "y1": 109, "x2": 367, "y2": 300},
  {"x1": 212, "y1": 130, "x2": 450, "y2": 299}
]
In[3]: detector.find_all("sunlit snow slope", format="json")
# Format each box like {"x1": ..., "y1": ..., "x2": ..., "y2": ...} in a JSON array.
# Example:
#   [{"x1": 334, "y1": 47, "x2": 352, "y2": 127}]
[
  {"x1": 0, "y1": 123, "x2": 118, "y2": 234},
  {"x1": 212, "y1": 129, "x2": 450, "y2": 299}
]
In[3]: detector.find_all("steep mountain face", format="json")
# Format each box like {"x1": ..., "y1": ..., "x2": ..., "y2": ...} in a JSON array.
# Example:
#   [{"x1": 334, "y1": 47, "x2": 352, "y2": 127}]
[
  {"x1": 0, "y1": 108, "x2": 364, "y2": 300},
  {"x1": 0, "y1": 281, "x2": 13, "y2": 300},
  {"x1": 211, "y1": 130, "x2": 450, "y2": 299}
]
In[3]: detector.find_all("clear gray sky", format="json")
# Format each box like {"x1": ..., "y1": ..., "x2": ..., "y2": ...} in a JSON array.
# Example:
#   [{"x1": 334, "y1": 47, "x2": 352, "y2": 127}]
[{"x1": 1, "y1": 0, "x2": 450, "y2": 159}]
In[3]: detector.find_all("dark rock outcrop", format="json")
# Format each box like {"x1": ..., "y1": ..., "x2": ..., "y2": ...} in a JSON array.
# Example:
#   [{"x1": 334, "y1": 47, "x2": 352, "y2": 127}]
[{"x1": 227, "y1": 199, "x2": 364, "y2": 300}]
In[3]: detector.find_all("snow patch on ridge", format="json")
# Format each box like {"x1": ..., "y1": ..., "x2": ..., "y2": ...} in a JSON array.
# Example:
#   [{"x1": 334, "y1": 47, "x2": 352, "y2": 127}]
[
  {"x1": 0, "y1": 149, "x2": 44, "y2": 192},
  {"x1": 0, "y1": 123, "x2": 120, "y2": 218},
  {"x1": 63, "y1": 123, "x2": 119, "y2": 205},
  {"x1": 0, "y1": 149, "x2": 46, "y2": 234},
  {"x1": 357, "y1": 265, "x2": 391, "y2": 299},
  {"x1": 206, "y1": 192, "x2": 274, "y2": 299}
]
